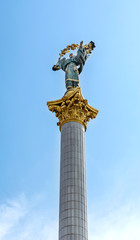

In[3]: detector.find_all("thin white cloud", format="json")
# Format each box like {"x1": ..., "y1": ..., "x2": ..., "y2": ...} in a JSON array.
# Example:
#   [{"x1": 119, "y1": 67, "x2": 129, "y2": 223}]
[
  {"x1": 89, "y1": 203, "x2": 140, "y2": 240},
  {"x1": 0, "y1": 194, "x2": 140, "y2": 240},
  {"x1": 0, "y1": 194, "x2": 27, "y2": 239},
  {"x1": 0, "y1": 194, "x2": 58, "y2": 240}
]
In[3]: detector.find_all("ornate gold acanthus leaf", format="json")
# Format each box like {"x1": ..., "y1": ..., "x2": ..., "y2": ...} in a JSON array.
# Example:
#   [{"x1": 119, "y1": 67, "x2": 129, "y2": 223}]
[{"x1": 47, "y1": 87, "x2": 99, "y2": 131}]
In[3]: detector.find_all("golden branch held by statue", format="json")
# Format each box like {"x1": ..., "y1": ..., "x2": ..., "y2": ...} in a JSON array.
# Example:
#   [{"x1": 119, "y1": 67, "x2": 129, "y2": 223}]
[{"x1": 57, "y1": 41, "x2": 95, "y2": 62}]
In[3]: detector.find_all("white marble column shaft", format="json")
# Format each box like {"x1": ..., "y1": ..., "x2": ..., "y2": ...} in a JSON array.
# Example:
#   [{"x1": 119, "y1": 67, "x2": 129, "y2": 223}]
[{"x1": 59, "y1": 121, "x2": 88, "y2": 240}]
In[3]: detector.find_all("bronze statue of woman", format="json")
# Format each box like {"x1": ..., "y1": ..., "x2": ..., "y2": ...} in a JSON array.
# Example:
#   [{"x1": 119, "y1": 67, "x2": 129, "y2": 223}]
[{"x1": 52, "y1": 41, "x2": 95, "y2": 90}]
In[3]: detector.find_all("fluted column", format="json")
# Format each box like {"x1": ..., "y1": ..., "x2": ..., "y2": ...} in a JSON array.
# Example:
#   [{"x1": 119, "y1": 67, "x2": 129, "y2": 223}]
[
  {"x1": 59, "y1": 121, "x2": 87, "y2": 240},
  {"x1": 47, "y1": 87, "x2": 98, "y2": 240}
]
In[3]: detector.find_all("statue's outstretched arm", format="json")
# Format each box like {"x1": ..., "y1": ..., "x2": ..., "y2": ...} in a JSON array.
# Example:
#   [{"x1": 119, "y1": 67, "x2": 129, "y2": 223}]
[
  {"x1": 80, "y1": 41, "x2": 83, "y2": 47},
  {"x1": 76, "y1": 41, "x2": 95, "y2": 74},
  {"x1": 75, "y1": 41, "x2": 87, "y2": 74},
  {"x1": 52, "y1": 57, "x2": 66, "y2": 71}
]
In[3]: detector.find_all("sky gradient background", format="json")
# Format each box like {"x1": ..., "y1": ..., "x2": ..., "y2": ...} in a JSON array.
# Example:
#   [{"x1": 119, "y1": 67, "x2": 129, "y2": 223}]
[{"x1": 0, "y1": 0, "x2": 140, "y2": 239}]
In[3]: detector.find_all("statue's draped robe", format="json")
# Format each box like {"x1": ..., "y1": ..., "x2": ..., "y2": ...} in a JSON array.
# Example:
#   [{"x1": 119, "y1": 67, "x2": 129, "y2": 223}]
[{"x1": 57, "y1": 46, "x2": 88, "y2": 89}]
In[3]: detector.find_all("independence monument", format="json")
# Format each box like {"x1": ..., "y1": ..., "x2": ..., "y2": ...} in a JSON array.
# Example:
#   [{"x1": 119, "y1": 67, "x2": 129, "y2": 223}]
[{"x1": 47, "y1": 41, "x2": 98, "y2": 240}]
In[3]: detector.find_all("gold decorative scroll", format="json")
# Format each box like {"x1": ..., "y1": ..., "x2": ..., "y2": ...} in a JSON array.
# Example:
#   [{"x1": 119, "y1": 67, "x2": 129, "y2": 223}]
[{"x1": 47, "y1": 87, "x2": 99, "y2": 131}]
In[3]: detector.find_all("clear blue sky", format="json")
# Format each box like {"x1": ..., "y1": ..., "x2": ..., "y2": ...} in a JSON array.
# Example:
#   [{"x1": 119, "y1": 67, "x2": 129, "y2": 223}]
[{"x1": 0, "y1": 0, "x2": 140, "y2": 239}]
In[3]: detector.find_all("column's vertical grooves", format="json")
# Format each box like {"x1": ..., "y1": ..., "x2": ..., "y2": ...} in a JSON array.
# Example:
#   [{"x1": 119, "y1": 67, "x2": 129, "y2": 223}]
[{"x1": 59, "y1": 121, "x2": 88, "y2": 240}]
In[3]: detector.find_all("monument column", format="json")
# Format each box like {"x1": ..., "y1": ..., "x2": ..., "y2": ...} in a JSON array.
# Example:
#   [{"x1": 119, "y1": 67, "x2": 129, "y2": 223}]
[
  {"x1": 47, "y1": 87, "x2": 98, "y2": 240},
  {"x1": 60, "y1": 121, "x2": 87, "y2": 240}
]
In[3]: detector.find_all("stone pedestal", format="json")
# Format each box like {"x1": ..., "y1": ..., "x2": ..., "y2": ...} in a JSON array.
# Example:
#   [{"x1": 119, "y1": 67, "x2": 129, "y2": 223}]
[{"x1": 47, "y1": 87, "x2": 98, "y2": 240}]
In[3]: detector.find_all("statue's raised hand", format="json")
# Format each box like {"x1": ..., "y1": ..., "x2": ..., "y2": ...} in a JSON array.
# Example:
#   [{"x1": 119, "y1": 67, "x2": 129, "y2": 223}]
[
  {"x1": 80, "y1": 41, "x2": 83, "y2": 47},
  {"x1": 52, "y1": 65, "x2": 60, "y2": 71}
]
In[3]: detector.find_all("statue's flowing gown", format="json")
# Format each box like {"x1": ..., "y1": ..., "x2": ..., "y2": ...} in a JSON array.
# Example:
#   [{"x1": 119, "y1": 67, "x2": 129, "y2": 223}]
[{"x1": 57, "y1": 46, "x2": 88, "y2": 89}]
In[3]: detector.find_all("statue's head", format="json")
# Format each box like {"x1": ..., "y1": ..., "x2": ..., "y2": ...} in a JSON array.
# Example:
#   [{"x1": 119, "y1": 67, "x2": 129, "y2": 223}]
[{"x1": 69, "y1": 53, "x2": 74, "y2": 58}]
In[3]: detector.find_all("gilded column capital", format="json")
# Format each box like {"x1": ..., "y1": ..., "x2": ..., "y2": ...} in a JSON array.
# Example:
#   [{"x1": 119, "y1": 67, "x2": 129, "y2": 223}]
[{"x1": 47, "y1": 87, "x2": 99, "y2": 131}]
